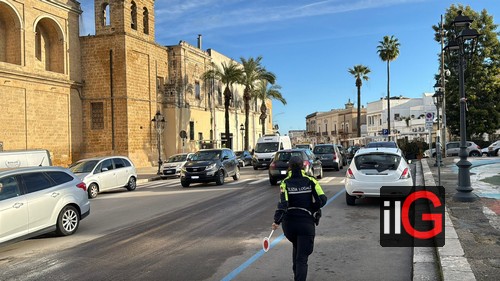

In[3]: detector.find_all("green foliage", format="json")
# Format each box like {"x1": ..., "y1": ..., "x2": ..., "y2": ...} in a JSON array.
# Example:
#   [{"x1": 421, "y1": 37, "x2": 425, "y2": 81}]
[
  {"x1": 397, "y1": 139, "x2": 429, "y2": 159},
  {"x1": 433, "y1": 5, "x2": 500, "y2": 138}
]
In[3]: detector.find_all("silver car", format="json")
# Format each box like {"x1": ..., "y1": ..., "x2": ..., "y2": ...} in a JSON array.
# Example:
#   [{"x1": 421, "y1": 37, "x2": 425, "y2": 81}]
[
  {"x1": 0, "y1": 166, "x2": 90, "y2": 245},
  {"x1": 69, "y1": 156, "x2": 137, "y2": 198},
  {"x1": 162, "y1": 153, "x2": 193, "y2": 178}
]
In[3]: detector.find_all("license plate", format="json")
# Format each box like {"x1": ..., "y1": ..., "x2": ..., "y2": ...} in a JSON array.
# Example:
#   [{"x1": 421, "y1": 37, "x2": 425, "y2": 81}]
[
  {"x1": 191, "y1": 176, "x2": 199, "y2": 179},
  {"x1": 165, "y1": 170, "x2": 173, "y2": 174},
  {"x1": 280, "y1": 170, "x2": 287, "y2": 175},
  {"x1": 262, "y1": 163, "x2": 267, "y2": 166}
]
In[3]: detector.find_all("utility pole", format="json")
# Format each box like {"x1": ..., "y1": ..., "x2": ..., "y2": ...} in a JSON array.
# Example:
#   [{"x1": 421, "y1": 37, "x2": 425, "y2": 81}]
[{"x1": 440, "y1": 15, "x2": 448, "y2": 158}]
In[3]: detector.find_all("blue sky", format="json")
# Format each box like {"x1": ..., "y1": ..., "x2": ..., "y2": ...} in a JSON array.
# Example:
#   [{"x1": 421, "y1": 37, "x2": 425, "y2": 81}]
[{"x1": 79, "y1": 0, "x2": 499, "y2": 133}]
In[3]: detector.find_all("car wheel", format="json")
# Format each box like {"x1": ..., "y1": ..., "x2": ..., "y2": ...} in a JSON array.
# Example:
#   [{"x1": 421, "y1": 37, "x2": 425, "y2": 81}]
[
  {"x1": 253, "y1": 165, "x2": 258, "y2": 170},
  {"x1": 88, "y1": 183, "x2": 98, "y2": 199},
  {"x1": 317, "y1": 168, "x2": 323, "y2": 179},
  {"x1": 126, "y1": 177, "x2": 137, "y2": 191},
  {"x1": 346, "y1": 193, "x2": 356, "y2": 206},
  {"x1": 469, "y1": 151, "x2": 480, "y2": 157},
  {"x1": 432, "y1": 153, "x2": 436, "y2": 158},
  {"x1": 181, "y1": 179, "x2": 190, "y2": 187},
  {"x1": 269, "y1": 176, "x2": 278, "y2": 186},
  {"x1": 56, "y1": 205, "x2": 80, "y2": 236},
  {"x1": 335, "y1": 164, "x2": 340, "y2": 171},
  {"x1": 215, "y1": 170, "x2": 225, "y2": 185},
  {"x1": 233, "y1": 166, "x2": 240, "y2": 180}
]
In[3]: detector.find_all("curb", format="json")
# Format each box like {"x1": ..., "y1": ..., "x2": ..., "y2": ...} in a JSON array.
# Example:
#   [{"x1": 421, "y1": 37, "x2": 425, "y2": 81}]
[
  {"x1": 137, "y1": 176, "x2": 163, "y2": 185},
  {"x1": 421, "y1": 159, "x2": 476, "y2": 281}
]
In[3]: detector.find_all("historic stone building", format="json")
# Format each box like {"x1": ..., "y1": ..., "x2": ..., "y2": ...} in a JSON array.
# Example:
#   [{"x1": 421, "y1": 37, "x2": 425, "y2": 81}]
[
  {"x1": 0, "y1": 0, "x2": 270, "y2": 167},
  {"x1": 0, "y1": 0, "x2": 83, "y2": 166}
]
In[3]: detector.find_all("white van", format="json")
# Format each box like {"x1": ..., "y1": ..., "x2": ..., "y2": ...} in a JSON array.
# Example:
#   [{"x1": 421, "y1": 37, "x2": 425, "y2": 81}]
[
  {"x1": 252, "y1": 135, "x2": 292, "y2": 170},
  {"x1": 0, "y1": 150, "x2": 52, "y2": 169}
]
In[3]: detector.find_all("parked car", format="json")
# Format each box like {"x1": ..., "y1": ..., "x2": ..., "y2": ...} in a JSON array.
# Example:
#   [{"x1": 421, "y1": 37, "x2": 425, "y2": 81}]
[
  {"x1": 69, "y1": 156, "x2": 137, "y2": 199},
  {"x1": 487, "y1": 140, "x2": 500, "y2": 157},
  {"x1": 268, "y1": 149, "x2": 323, "y2": 185},
  {"x1": 365, "y1": 141, "x2": 398, "y2": 148},
  {"x1": 481, "y1": 147, "x2": 490, "y2": 157},
  {"x1": 345, "y1": 147, "x2": 413, "y2": 206},
  {"x1": 180, "y1": 148, "x2": 240, "y2": 187},
  {"x1": 346, "y1": 145, "x2": 361, "y2": 164},
  {"x1": 423, "y1": 141, "x2": 481, "y2": 158},
  {"x1": 312, "y1": 144, "x2": 343, "y2": 171},
  {"x1": 294, "y1": 144, "x2": 313, "y2": 150},
  {"x1": 162, "y1": 153, "x2": 193, "y2": 178},
  {"x1": 235, "y1": 150, "x2": 252, "y2": 167},
  {"x1": 0, "y1": 166, "x2": 90, "y2": 245}
]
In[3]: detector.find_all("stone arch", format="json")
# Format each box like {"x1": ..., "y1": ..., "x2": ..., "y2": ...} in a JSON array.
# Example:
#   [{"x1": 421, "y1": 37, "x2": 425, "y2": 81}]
[
  {"x1": 0, "y1": 0, "x2": 22, "y2": 65},
  {"x1": 131, "y1": 1, "x2": 137, "y2": 30},
  {"x1": 33, "y1": 16, "x2": 65, "y2": 73},
  {"x1": 143, "y1": 7, "x2": 149, "y2": 34}
]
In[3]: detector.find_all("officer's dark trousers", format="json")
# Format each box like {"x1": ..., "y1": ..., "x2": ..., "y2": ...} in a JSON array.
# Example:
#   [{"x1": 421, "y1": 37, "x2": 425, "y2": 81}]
[{"x1": 283, "y1": 219, "x2": 315, "y2": 281}]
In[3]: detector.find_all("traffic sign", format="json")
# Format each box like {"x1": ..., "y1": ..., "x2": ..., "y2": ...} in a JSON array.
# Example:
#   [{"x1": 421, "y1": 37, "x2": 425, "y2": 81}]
[
  {"x1": 425, "y1": 112, "x2": 434, "y2": 122},
  {"x1": 382, "y1": 129, "x2": 389, "y2": 135}
]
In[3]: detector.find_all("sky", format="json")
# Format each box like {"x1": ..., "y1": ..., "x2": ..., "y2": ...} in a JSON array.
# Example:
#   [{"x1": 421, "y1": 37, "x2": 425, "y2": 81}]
[{"x1": 79, "y1": 0, "x2": 499, "y2": 134}]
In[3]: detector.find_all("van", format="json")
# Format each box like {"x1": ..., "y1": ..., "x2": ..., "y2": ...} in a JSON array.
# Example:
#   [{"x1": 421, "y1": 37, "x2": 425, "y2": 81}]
[
  {"x1": 0, "y1": 149, "x2": 52, "y2": 169},
  {"x1": 252, "y1": 135, "x2": 292, "y2": 170}
]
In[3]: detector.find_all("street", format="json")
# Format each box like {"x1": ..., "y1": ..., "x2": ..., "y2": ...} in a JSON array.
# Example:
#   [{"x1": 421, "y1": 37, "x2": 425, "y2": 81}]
[{"x1": 0, "y1": 167, "x2": 412, "y2": 281}]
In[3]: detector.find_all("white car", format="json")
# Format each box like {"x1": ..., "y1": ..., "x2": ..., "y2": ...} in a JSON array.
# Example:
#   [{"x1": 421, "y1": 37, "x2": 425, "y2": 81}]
[
  {"x1": 69, "y1": 156, "x2": 137, "y2": 199},
  {"x1": 162, "y1": 153, "x2": 193, "y2": 178},
  {"x1": 0, "y1": 166, "x2": 90, "y2": 245},
  {"x1": 344, "y1": 147, "x2": 413, "y2": 205}
]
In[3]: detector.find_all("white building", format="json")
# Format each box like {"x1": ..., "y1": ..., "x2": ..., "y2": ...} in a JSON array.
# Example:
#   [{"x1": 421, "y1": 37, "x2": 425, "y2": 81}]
[{"x1": 366, "y1": 94, "x2": 438, "y2": 141}]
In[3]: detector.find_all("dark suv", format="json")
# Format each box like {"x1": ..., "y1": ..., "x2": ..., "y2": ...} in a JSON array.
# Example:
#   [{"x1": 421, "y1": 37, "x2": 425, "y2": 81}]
[
  {"x1": 268, "y1": 149, "x2": 323, "y2": 185},
  {"x1": 180, "y1": 148, "x2": 240, "y2": 187}
]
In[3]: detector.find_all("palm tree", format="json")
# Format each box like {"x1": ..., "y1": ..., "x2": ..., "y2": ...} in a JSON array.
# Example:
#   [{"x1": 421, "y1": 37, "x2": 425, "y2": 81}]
[
  {"x1": 348, "y1": 65, "x2": 371, "y2": 137},
  {"x1": 254, "y1": 80, "x2": 286, "y2": 135},
  {"x1": 377, "y1": 35, "x2": 400, "y2": 140},
  {"x1": 240, "y1": 56, "x2": 276, "y2": 150},
  {"x1": 202, "y1": 60, "x2": 243, "y2": 148}
]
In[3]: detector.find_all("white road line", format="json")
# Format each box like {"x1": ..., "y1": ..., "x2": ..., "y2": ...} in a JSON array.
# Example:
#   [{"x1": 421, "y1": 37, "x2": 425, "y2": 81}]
[
  {"x1": 319, "y1": 177, "x2": 335, "y2": 183},
  {"x1": 226, "y1": 178, "x2": 253, "y2": 185},
  {"x1": 249, "y1": 178, "x2": 268, "y2": 185}
]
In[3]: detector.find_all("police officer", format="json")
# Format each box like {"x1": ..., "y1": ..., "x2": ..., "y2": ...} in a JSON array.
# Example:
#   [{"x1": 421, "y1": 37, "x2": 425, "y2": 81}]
[{"x1": 272, "y1": 156, "x2": 327, "y2": 281}]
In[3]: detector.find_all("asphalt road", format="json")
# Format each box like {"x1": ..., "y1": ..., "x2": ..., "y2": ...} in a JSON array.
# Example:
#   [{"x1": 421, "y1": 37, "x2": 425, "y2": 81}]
[{"x1": 0, "y1": 166, "x2": 413, "y2": 281}]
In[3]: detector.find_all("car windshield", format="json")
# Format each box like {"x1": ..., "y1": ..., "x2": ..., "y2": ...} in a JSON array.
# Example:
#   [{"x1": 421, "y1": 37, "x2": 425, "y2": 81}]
[
  {"x1": 167, "y1": 154, "x2": 187, "y2": 163},
  {"x1": 69, "y1": 160, "x2": 99, "y2": 173},
  {"x1": 191, "y1": 151, "x2": 220, "y2": 161},
  {"x1": 354, "y1": 153, "x2": 401, "y2": 172},
  {"x1": 255, "y1": 142, "x2": 279, "y2": 153},
  {"x1": 366, "y1": 142, "x2": 397, "y2": 148},
  {"x1": 275, "y1": 151, "x2": 303, "y2": 162},
  {"x1": 313, "y1": 146, "x2": 333, "y2": 154}
]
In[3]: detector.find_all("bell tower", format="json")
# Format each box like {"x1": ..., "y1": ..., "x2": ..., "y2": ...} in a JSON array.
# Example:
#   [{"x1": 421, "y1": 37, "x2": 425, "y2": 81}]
[{"x1": 93, "y1": 0, "x2": 155, "y2": 39}]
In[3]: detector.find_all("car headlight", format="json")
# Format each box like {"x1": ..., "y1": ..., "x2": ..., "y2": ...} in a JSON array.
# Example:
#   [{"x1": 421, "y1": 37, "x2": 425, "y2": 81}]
[{"x1": 206, "y1": 163, "x2": 217, "y2": 171}]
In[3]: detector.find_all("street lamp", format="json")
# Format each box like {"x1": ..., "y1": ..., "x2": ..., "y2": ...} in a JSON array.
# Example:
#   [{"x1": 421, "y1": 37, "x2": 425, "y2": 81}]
[
  {"x1": 152, "y1": 110, "x2": 166, "y2": 175},
  {"x1": 240, "y1": 123, "x2": 245, "y2": 150},
  {"x1": 433, "y1": 90, "x2": 444, "y2": 185},
  {"x1": 444, "y1": 10, "x2": 480, "y2": 202}
]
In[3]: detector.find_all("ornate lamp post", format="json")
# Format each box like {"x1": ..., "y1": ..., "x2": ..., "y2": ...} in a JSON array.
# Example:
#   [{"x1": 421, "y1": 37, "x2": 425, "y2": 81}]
[
  {"x1": 240, "y1": 123, "x2": 245, "y2": 150},
  {"x1": 433, "y1": 90, "x2": 444, "y2": 185},
  {"x1": 152, "y1": 110, "x2": 166, "y2": 175},
  {"x1": 444, "y1": 10, "x2": 480, "y2": 202}
]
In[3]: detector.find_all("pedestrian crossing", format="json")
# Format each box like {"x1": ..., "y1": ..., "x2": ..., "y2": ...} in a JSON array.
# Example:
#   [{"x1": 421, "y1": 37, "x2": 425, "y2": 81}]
[{"x1": 139, "y1": 175, "x2": 345, "y2": 188}]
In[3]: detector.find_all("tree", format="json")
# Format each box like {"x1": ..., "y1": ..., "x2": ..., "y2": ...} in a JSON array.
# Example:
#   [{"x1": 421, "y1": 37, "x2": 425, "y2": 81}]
[
  {"x1": 240, "y1": 56, "x2": 276, "y2": 150},
  {"x1": 254, "y1": 80, "x2": 286, "y2": 135},
  {"x1": 433, "y1": 5, "x2": 500, "y2": 139},
  {"x1": 377, "y1": 35, "x2": 401, "y2": 140},
  {"x1": 203, "y1": 61, "x2": 243, "y2": 148},
  {"x1": 348, "y1": 65, "x2": 371, "y2": 137}
]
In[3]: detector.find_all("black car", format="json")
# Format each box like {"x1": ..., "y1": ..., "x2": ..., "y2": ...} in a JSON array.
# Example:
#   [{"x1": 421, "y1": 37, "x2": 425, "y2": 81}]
[
  {"x1": 235, "y1": 150, "x2": 252, "y2": 167},
  {"x1": 180, "y1": 149, "x2": 240, "y2": 187},
  {"x1": 336, "y1": 145, "x2": 348, "y2": 166},
  {"x1": 268, "y1": 149, "x2": 323, "y2": 185},
  {"x1": 346, "y1": 145, "x2": 361, "y2": 163}
]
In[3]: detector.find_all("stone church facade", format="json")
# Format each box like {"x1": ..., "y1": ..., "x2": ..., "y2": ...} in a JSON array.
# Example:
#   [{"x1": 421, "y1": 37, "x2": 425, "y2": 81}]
[{"x1": 0, "y1": 0, "x2": 272, "y2": 167}]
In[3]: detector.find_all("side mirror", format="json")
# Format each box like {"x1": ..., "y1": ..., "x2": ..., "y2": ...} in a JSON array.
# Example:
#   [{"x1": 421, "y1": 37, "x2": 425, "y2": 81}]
[{"x1": 101, "y1": 167, "x2": 109, "y2": 172}]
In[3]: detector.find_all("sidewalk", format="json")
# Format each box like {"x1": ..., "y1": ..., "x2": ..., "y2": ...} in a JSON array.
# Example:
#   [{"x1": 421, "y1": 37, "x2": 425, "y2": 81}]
[
  {"x1": 422, "y1": 157, "x2": 500, "y2": 281},
  {"x1": 136, "y1": 166, "x2": 163, "y2": 184}
]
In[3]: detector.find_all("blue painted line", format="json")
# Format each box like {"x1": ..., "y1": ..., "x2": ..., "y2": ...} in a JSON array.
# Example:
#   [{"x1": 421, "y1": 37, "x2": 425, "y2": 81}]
[{"x1": 221, "y1": 188, "x2": 346, "y2": 281}]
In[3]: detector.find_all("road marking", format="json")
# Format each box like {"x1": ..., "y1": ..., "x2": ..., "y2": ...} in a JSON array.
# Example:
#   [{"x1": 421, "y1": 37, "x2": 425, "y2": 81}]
[
  {"x1": 319, "y1": 176, "x2": 335, "y2": 183},
  {"x1": 226, "y1": 179, "x2": 253, "y2": 185},
  {"x1": 249, "y1": 178, "x2": 268, "y2": 185},
  {"x1": 221, "y1": 188, "x2": 346, "y2": 281}
]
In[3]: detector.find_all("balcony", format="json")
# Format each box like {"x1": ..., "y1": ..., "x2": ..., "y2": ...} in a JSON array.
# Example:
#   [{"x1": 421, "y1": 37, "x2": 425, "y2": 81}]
[
  {"x1": 322, "y1": 132, "x2": 328, "y2": 136},
  {"x1": 331, "y1": 130, "x2": 337, "y2": 135}
]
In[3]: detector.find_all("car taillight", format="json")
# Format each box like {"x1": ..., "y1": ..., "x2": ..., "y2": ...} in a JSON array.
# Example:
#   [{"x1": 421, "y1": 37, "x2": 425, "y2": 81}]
[
  {"x1": 303, "y1": 160, "x2": 310, "y2": 167},
  {"x1": 333, "y1": 153, "x2": 337, "y2": 160},
  {"x1": 400, "y1": 168, "x2": 410, "y2": 179},
  {"x1": 346, "y1": 168, "x2": 355, "y2": 179},
  {"x1": 76, "y1": 182, "x2": 87, "y2": 192}
]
